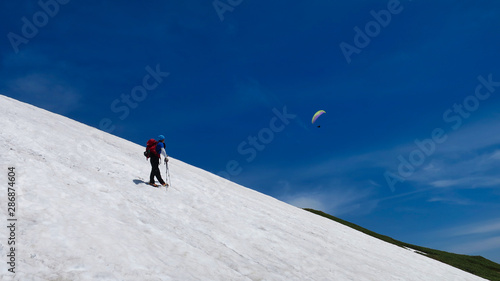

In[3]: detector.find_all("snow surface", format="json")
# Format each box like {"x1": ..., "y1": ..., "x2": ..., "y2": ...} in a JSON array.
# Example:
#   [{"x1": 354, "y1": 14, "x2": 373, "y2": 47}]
[{"x1": 0, "y1": 95, "x2": 486, "y2": 280}]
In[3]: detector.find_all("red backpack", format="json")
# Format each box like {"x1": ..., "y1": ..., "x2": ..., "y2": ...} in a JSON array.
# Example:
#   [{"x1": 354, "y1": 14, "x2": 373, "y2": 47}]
[{"x1": 144, "y1": 139, "x2": 159, "y2": 159}]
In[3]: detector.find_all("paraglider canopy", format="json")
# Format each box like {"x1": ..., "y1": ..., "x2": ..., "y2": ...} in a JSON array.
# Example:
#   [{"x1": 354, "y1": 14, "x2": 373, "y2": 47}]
[{"x1": 312, "y1": 110, "x2": 326, "y2": 127}]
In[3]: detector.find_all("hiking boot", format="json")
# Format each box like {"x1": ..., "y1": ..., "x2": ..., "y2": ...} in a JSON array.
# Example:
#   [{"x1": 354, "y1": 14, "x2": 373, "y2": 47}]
[
  {"x1": 149, "y1": 182, "x2": 159, "y2": 187},
  {"x1": 162, "y1": 183, "x2": 168, "y2": 187}
]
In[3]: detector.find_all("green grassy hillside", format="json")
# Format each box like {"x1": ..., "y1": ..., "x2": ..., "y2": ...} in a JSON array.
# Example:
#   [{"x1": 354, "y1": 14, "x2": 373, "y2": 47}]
[{"x1": 304, "y1": 208, "x2": 500, "y2": 281}]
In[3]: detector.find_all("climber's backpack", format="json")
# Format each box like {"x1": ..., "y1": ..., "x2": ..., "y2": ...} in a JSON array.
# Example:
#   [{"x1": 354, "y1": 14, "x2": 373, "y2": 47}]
[{"x1": 144, "y1": 139, "x2": 159, "y2": 159}]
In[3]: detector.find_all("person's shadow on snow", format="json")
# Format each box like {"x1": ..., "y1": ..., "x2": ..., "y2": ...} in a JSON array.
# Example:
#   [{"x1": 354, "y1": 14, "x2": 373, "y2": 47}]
[
  {"x1": 133, "y1": 179, "x2": 149, "y2": 185},
  {"x1": 133, "y1": 179, "x2": 160, "y2": 188}
]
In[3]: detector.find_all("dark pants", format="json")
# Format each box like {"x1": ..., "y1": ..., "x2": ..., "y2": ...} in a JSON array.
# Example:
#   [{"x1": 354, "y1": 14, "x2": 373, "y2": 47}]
[{"x1": 149, "y1": 155, "x2": 165, "y2": 185}]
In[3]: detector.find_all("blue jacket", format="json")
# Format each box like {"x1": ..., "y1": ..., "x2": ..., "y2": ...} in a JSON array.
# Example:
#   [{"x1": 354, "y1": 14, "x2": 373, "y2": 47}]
[{"x1": 156, "y1": 142, "x2": 166, "y2": 157}]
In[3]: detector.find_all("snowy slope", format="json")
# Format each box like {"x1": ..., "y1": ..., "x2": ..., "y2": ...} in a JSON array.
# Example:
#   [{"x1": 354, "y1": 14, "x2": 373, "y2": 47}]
[{"x1": 0, "y1": 95, "x2": 486, "y2": 281}]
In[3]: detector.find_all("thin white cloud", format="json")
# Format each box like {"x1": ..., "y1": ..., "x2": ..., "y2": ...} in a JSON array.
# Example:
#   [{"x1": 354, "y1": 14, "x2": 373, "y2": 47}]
[
  {"x1": 286, "y1": 196, "x2": 326, "y2": 212},
  {"x1": 438, "y1": 118, "x2": 500, "y2": 154},
  {"x1": 450, "y1": 236, "x2": 500, "y2": 255},
  {"x1": 430, "y1": 179, "x2": 465, "y2": 188},
  {"x1": 426, "y1": 197, "x2": 471, "y2": 205},
  {"x1": 2, "y1": 50, "x2": 83, "y2": 115},
  {"x1": 430, "y1": 177, "x2": 500, "y2": 189},
  {"x1": 435, "y1": 219, "x2": 500, "y2": 238},
  {"x1": 278, "y1": 181, "x2": 376, "y2": 216},
  {"x1": 451, "y1": 221, "x2": 500, "y2": 237},
  {"x1": 383, "y1": 117, "x2": 500, "y2": 191},
  {"x1": 489, "y1": 150, "x2": 500, "y2": 160},
  {"x1": 430, "y1": 219, "x2": 500, "y2": 258},
  {"x1": 288, "y1": 116, "x2": 500, "y2": 190},
  {"x1": 7, "y1": 73, "x2": 81, "y2": 114}
]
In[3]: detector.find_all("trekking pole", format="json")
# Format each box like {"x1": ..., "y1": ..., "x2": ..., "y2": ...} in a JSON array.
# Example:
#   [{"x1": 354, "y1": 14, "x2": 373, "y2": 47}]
[
  {"x1": 167, "y1": 162, "x2": 171, "y2": 187},
  {"x1": 165, "y1": 160, "x2": 171, "y2": 188}
]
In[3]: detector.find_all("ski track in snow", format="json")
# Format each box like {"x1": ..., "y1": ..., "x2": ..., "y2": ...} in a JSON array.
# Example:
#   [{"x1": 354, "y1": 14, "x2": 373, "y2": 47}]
[{"x1": 0, "y1": 95, "x2": 486, "y2": 280}]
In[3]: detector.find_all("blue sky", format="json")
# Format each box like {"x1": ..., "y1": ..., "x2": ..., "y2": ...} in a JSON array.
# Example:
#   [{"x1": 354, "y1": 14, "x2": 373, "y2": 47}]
[{"x1": 2, "y1": 0, "x2": 500, "y2": 263}]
